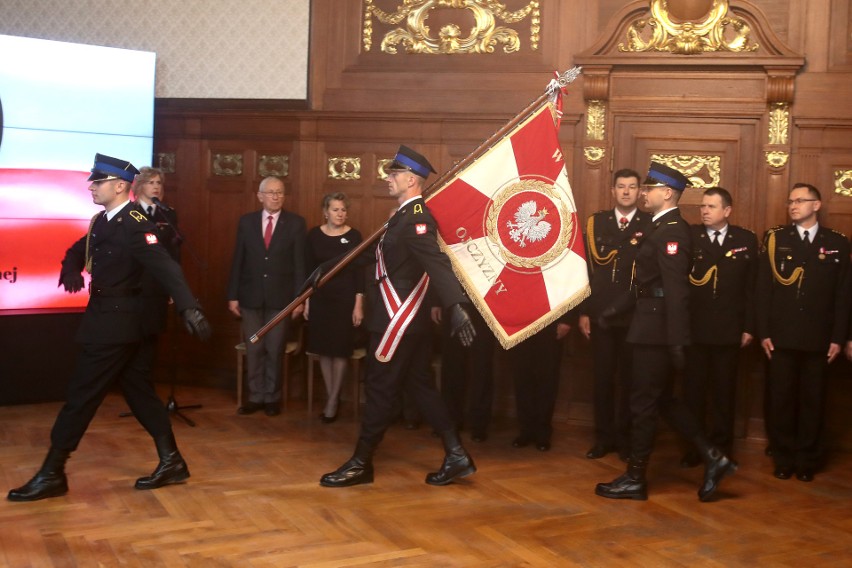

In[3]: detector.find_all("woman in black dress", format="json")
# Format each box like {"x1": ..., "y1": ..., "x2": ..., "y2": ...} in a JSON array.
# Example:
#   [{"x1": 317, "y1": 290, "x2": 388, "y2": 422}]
[{"x1": 304, "y1": 193, "x2": 364, "y2": 422}]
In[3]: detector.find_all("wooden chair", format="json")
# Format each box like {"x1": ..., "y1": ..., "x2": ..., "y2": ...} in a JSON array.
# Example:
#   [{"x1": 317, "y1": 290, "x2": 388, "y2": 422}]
[
  {"x1": 235, "y1": 327, "x2": 303, "y2": 410},
  {"x1": 305, "y1": 348, "x2": 367, "y2": 419}
]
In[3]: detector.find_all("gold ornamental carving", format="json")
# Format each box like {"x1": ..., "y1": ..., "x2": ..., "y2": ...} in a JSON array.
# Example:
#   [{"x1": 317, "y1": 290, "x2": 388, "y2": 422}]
[
  {"x1": 619, "y1": 0, "x2": 758, "y2": 55},
  {"x1": 584, "y1": 147, "x2": 605, "y2": 164},
  {"x1": 586, "y1": 100, "x2": 606, "y2": 141},
  {"x1": 363, "y1": 0, "x2": 540, "y2": 55},
  {"x1": 765, "y1": 151, "x2": 788, "y2": 169},
  {"x1": 258, "y1": 155, "x2": 289, "y2": 178},
  {"x1": 650, "y1": 154, "x2": 721, "y2": 188},
  {"x1": 377, "y1": 158, "x2": 393, "y2": 180},
  {"x1": 835, "y1": 170, "x2": 852, "y2": 197},
  {"x1": 212, "y1": 154, "x2": 243, "y2": 177},
  {"x1": 328, "y1": 157, "x2": 362, "y2": 181},
  {"x1": 768, "y1": 103, "x2": 789, "y2": 146},
  {"x1": 156, "y1": 152, "x2": 176, "y2": 174}
]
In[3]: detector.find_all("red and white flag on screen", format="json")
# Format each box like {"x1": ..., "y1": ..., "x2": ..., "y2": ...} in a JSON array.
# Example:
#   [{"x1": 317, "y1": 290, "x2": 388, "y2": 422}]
[{"x1": 426, "y1": 101, "x2": 589, "y2": 349}]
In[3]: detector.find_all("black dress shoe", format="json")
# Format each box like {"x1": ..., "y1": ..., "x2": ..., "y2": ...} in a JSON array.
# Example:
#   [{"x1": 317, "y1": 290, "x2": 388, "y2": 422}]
[
  {"x1": 320, "y1": 412, "x2": 337, "y2": 424},
  {"x1": 320, "y1": 457, "x2": 374, "y2": 487},
  {"x1": 795, "y1": 470, "x2": 815, "y2": 482},
  {"x1": 7, "y1": 471, "x2": 68, "y2": 502},
  {"x1": 471, "y1": 433, "x2": 487, "y2": 443},
  {"x1": 586, "y1": 443, "x2": 613, "y2": 459},
  {"x1": 512, "y1": 436, "x2": 530, "y2": 448},
  {"x1": 595, "y1": 472, "x2": 648, "y2": 501},
  {"x1": 135, "y1": 453, "x2": 189, "y2": 490},
  {"x1": 426, "y1": 448, "x2": 476, "y2": 486},
  {"x1": 774, "y1": 466, "x2": 794, "y2": 480},
  {"x1": 238, "y1": 402, "x2": 263, "y2": 415},
  {"x1": 536, "y1": 441, "x2": 551, "y2": 452},
  {"x1": 698, "y1": 450, "x2": 737, "y2": 502},
  {"x1": 680, "y1": 451, "x2": 702, "y2": 468},
  {"x1": 264, "y1": 403, "x2": 281, "y2": 416}
]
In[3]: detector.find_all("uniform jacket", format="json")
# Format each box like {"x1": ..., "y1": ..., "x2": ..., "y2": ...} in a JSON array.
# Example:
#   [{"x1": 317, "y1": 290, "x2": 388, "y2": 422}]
[
  {"x1": 226, "y1": 209, "x2": 306, "y2": 309},
  {"x1": 580, "y1": 209, "x2": 652, "y2": 325},
  {"x1": 757, "y1": 224, "x2": 851, "y2": 351},
  {"x1": 133, "y1": 201, "x2": 181, "y2": 335},
  {"x1": 60, "y1": 202, "x2": 199, "y2": 345},
  {"x1": 625, "y1": 208, "x2": 692, "y2": 346},
  {"x1": 688, "y1": 224, "x2": 758, "y2": 345},
  {"x1": 367, "y1": 196, "x2": 466, "y2": 335}
]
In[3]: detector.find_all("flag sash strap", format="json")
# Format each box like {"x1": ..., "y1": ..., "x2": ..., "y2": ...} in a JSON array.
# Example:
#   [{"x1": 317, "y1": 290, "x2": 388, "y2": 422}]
[{"x1": 374, "y1": 237, "x2": 431, "y2": 362}]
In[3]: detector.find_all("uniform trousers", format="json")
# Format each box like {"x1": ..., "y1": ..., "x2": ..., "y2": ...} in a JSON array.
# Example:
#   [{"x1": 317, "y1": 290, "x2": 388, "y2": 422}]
[
  {"x1": 590, "y1": 323, "x2": 633, "y2": 450},
  {"x1": 684, "y1": 343, "x2": 739, "y2": 454},
  {"x1": 240, "y1": 307, "x2": 288, "y2": 404},
  {"x1": 360, "y1": 332, "x2": 454, "y2": 448},
  {"x1": 440, "y1": 309, "x2": 495, "y2": 435},
  {"x1": 509, "y1": 326, "x2": 562, "y2": 444},
  {"x1": 630, "y1": 344, "x2": 702, "y2": 461},
  {"x1": 51, "y1": 336, "x2": 172, "y2": 451},
  {"x1": 767, "y1": 348, "x2": 828, "y2": 471}
]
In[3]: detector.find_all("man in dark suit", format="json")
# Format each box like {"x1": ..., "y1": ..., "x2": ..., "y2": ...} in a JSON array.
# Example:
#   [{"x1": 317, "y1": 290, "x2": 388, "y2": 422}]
[
  {"x1": 7, "y1": 154, "x2": 211, "y2": 502},
  {"x1": 757, "y1": 183, "x2": 851, "y2": 482},
  {"x1": 595, "y1": 162, "x2": 736, "y2": 502},
  {"x1": 320, "y1": 145, "x2": 476, "y2": 488},
  {"x1": 579, "y1": 168, "x2": 651, "y2": 461},
  {"x1": 681, "y1": 187, "x2": 758, "y2": 467},
  {"x1": 227, "y1": 176, "x2": 306, "y2": 416}
]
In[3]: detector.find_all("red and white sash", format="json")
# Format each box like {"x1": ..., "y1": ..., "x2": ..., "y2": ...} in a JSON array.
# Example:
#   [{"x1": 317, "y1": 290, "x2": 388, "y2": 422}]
[{"x1": 374, "y1": 236, "x2": 430, "y2": 362}]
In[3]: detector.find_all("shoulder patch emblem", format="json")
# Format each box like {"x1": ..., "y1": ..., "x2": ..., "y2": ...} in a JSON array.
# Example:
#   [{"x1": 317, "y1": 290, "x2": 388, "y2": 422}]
[
  {"x1": 413, "y1": 203, "x2": 423, "y2": 215},
  {"x1": 415, "y1": 223, "x2": 427, "y2": 235},
  {"x1": 145, "y1": 233, "x2": 159, "y2": 245},
  {"x1": 666, "y1": 242, "x2": 678, "y2": 255}
]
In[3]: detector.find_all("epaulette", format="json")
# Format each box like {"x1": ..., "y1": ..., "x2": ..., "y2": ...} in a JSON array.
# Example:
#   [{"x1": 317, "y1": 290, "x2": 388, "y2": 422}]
[
  {"x1": 766, "y1": 225, "x2": 784, "y2": 233},
  {"x1": 829, "y1": 228, "x2": 848, "y2": 238},
  {"x1": 128, "y1": 210, "x2": 148, "y2": 223},
  {"x1": 666, "y1": 221, "x2": 678, "y2": 225}
]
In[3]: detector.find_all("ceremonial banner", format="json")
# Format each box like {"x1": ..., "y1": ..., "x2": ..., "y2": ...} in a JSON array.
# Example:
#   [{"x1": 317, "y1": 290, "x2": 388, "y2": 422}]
[{"x1": 426, "y1": 102, "x2": 589, "y2": 348}]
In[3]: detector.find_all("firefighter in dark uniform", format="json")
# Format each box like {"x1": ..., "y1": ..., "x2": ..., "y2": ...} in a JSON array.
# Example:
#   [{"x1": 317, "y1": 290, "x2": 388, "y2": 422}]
[
  {"x1": 7, "y1": 154, "x2": 211, "y2": 502},
  {"x1": 320, "y1": 145, "x2": 476, "y2": 488},
  {"x1": 757, "y1": 183, "x2": 851, "y2": 482},
  {"x1": 579, "y1": 168, "x2": 651, "y2": 461},
  {"x1": 595, "y1": 162, "x2": 737, "y2": 502},
  {"x1": 681, "y1": 187, "x2": 758, "y2": 467}
]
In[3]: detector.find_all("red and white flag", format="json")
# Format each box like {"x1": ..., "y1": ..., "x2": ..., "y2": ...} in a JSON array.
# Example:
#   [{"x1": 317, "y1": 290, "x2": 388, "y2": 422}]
[{"x1": 427, "y1": 102, "x2": 589, "y2": 349}]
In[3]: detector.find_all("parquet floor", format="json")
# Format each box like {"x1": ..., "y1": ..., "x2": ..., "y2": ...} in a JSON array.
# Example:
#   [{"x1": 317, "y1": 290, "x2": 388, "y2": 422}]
[{"x1": 1, "y1": 386, "x2": 850, "y2": 567}]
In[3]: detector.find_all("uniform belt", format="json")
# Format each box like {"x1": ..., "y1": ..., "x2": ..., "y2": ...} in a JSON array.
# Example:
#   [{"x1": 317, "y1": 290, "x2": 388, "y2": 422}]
[
  {"x1": 636, "y1": 287, "x2": 664, "y2": 298},
  {"x1": 91, "y1": 286, "x2": 141, "y2": 297}
]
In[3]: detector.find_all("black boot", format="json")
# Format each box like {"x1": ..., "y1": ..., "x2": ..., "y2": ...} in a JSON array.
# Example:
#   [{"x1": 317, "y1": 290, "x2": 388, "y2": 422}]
[
  {"x1": 595, "y1": 458, "x2": 648, "y2": 500},
  {"x1": 135, "y1": 433, "x2": 190, "y2": 490},
  {"x1": 320, "y1": 440, "x2": 374, "y2": 487},
  {"x1": 8, "y1": 447, "x2": 71, "y2": 502},
  {"x1": 425, "y1": 430, "x2": 476, "y2": 486},
  {"x1": 694, "y1": 437, "x2": 737, "y2": 502}
]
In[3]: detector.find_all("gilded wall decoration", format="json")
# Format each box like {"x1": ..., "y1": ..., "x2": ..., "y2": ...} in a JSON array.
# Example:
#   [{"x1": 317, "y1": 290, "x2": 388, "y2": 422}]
[
  {"x1": 835, "y1": 169, "x2": 852, "y2": 197},
  {"x1": 584, "y1": 147, "x2": 605, "y2": 164},
  {"x1": 618, "y1": 0, "x2": 758, "y2": 55},
  {"x1": 585, "y1": 100, "x2": 606, "y2": 141},
  {"x1": 765, "y1": 151, "x2": 788, "y2": 169},
  {"x1": 377, "y1": 158, "x2": 393, "y2": 180},
  {"x1": 156, "y1": 153, "x2": 176, "y2": 174},
  {"x1": 363, "y1": 0, "x2": 540, "y2": 55},
  {"x1": 328, "y1": 157, "x2": 362, "y2": 180},
  {"x1": 649, "y1": 154, "x2": 721, "y2": 188},
  {"x1": 212, "y1": 154, "x2": 243, "y2": 177},
  {"x1": 768, "y1": 103, "x2": 789, "y2": 145},
  {"x1": 258, "y1": 155, "x2": 290, "y2": 178}
]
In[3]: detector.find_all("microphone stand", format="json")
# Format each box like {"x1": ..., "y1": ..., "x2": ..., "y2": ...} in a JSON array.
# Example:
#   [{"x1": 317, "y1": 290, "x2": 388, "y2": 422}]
[{"x1": 120, "y1": 200, "x2": 206, "y2": 426}]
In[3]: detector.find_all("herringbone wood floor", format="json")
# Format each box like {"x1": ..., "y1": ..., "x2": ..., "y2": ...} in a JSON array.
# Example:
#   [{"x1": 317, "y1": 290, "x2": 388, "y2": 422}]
[{"x1": 1, "y1": 386, "x2": 850, "y2": 567}]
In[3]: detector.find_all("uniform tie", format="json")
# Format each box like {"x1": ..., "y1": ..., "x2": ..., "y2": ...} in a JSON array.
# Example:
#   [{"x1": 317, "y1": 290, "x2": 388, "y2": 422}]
[
  {"x1": 713, "y1": 230, "x2": 722, "y2": 248},
  {"x1": 146, "y1": 205, "x2": 153, "y2": 217},
  {"x1": 802, "y1": 229, "x2": 809, "y2": 243},
  {"x1": 619, "y1": 216, "x2": 628, "y2": 230},
  {"x1": 264, "y1": 215, "x2": 274, "y2": 249}
]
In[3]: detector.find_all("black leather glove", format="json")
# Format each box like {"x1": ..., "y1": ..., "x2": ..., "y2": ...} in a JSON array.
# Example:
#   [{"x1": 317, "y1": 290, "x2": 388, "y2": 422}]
[
  {"x1": 596, "y1": 306, "x2": 618, "y2": 331},
  {"x1": 181, "y1": 308, "x2": 212, "y2": 341},
  {"x1": 669, "y1": 345, "x2": 685, "y2": 371},
  {"x1": 449, "y1": 303, "x2": 476, "y2": 347},
  {"x1": 58, "y1": 271, "x2": 84, "y2": 293}
]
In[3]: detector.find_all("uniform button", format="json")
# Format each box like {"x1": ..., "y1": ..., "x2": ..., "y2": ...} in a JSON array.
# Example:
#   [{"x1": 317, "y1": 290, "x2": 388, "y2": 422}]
[{"x1": 263, "y1": 274, "x2": 268, "y2": 278}]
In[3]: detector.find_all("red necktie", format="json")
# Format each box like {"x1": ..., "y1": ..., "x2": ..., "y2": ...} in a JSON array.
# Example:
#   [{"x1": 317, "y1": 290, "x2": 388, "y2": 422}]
[
  {"x1": 264, "y1": 215, "x2": 274, "y2": 249},
  {"x1": 619, "y1": 217, "x2": 628, "y2": 230}
]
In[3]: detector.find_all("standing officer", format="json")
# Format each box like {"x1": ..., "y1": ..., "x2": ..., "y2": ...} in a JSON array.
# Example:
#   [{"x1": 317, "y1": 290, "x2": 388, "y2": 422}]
[
  {"x1": 320, "y1": 145, "x2": 476, "y2": 488},
  {"x1": 8, "y1": 154, "x2": 211, "y2": 502},
  {"x1": 579, "y1": 168, "x2": 651, "y2": 460},
  {"x1": 595, "y1": 162, "x2": 737, "y2": 502},
  {"x1": 680, "y1": 187, "x2": 757, "y2": 467},
  {"x1": 757, "y1": 183, "x2": 851, "y2": 482},
  {"x1": 227, "y1": 176, "x2": 306, "y2": 416}
]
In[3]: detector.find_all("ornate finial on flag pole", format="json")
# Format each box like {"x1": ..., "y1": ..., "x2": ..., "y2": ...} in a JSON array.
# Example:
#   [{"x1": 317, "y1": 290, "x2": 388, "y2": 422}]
[{"x1": 547, "y1": 66, "x2": 582, "y2": 117}]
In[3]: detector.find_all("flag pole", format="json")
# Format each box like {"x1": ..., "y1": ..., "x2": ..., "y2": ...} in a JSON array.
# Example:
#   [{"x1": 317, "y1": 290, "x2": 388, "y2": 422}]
[{"x1": 249, "y1": 66, "x2": 582, "y2": 344}]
